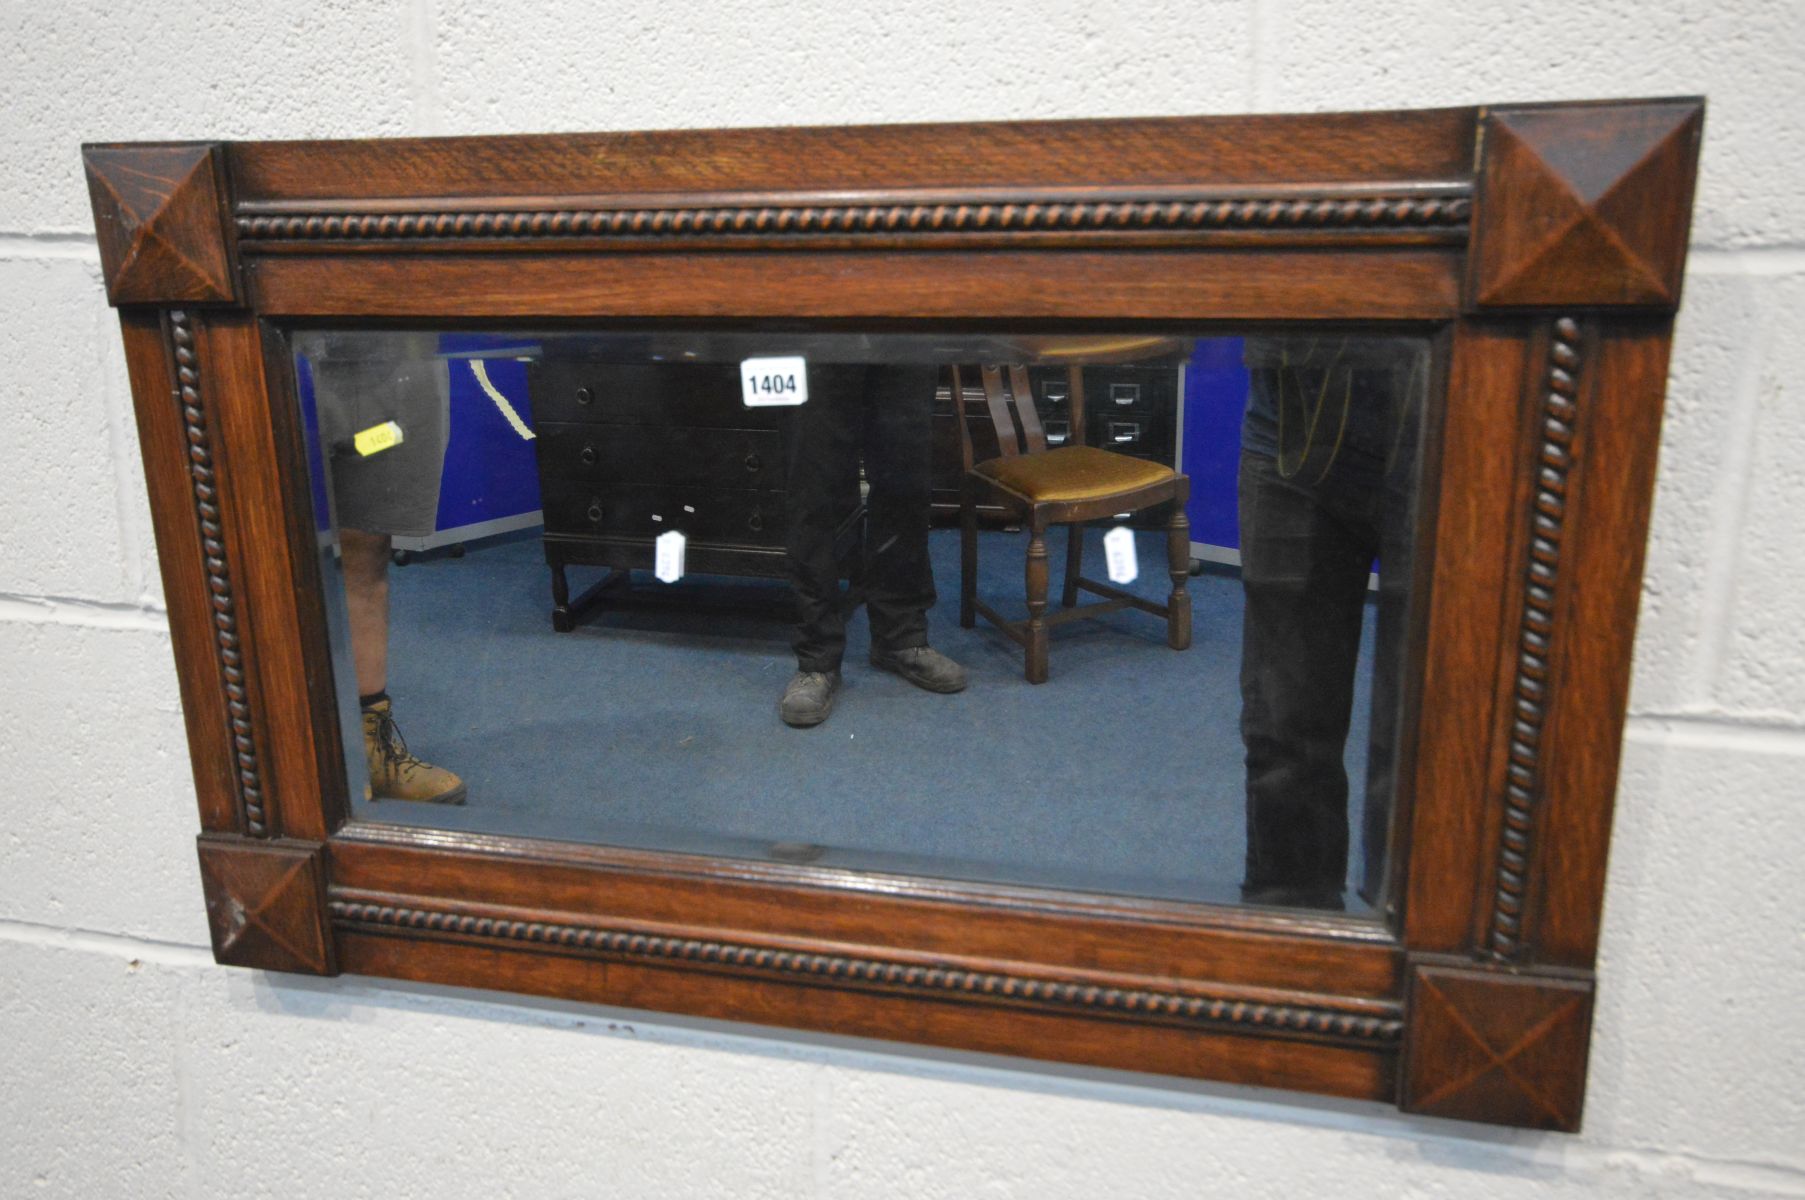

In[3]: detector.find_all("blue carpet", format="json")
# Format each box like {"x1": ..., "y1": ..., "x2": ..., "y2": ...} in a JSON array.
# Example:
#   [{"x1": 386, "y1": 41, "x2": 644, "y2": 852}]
[{"x1": 358, "y1": 526, "x2": 1378, "y2": 911}]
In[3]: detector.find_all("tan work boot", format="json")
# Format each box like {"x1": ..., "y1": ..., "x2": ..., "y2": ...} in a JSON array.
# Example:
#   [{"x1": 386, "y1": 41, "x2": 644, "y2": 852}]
[{"x1": 362, "y1": 698, "x2": 467, "y2": 805}]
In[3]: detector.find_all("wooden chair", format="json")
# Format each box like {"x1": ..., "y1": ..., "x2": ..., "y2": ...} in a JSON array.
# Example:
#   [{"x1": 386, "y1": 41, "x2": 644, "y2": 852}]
[{"x1": 953, "y1": 363, "x2": 1192, "y2": 683}]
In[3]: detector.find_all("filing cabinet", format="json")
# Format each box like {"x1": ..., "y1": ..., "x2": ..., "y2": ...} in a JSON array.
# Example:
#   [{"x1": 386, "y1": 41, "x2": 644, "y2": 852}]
[
  {"x1": 930, "y1": 364, "x2": 1181, "y2": 524},
  {"x1": 527, "y1": 359, "x2": 854, "y2": 630}
]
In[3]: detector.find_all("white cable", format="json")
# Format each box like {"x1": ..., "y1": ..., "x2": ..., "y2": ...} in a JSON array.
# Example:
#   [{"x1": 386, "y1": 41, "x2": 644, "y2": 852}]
[{"x1": 468, "y1": 359, "x2": 536, "y2": 441}]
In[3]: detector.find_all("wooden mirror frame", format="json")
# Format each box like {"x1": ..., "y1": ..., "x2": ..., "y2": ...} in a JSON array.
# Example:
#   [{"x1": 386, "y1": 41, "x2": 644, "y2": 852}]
[{"x1": 83, "y1": 96, "x2": 1703, "y2": 1132}]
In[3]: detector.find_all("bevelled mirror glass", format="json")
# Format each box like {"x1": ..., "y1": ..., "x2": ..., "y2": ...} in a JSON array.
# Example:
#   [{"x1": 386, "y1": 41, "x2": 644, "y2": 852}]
[{"x1": 289, "y1": 323, "x2": 1431, "y2": 915}]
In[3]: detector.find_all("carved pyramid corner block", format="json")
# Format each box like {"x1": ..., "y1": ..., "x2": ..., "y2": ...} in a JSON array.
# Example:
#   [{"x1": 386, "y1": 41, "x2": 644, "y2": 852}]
[
  {"x1": 1400, "y1": 959, "x2": 1594, "y2": 1130},
  {"x1": 1469, "y1": 99, "x2": 1703, "y2": 310},
  {"x1": 196, "y1": 836, "x2": 335, "y2": 976},
  {"x1": 84, "y1": 143, "x2": 237, "y2": 306}
]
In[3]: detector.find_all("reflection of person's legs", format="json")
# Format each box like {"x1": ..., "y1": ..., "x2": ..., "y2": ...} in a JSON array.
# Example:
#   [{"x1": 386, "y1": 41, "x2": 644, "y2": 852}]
[
  {"x1": 339, "y1": 524, "x2": 463, "y2": 804},
  {"x1": 780, "y1": 363, "x2": 964, "y2": 726},
  {"x1": 1356, "y1": 355, "x2": 1426, "y2": 907},
  {"x1": 860, "y1": 364, "x2": 966, "y2": 692},
  {"x1": 860, "y1": 365, "x2": 933, "y2": 650},
  {"x1": 314, "y1": 343, "x2": 464, "y2": 803},
  {"x1": 340, "y1": 528, "x2": 392, "y2": 697},
  {"x1": 1237, "y1": 449, "x2": 1372, "y2": 908},
  {"x1": 780, "y1": 365, "x2": 861, "y2": 726},
  {"x1": 786, "y1": 365, "x2": 862, "y2": 672}
]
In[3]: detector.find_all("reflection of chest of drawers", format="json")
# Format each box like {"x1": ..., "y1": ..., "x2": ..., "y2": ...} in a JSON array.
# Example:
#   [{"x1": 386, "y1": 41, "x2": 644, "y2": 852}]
[
  {"x1": 527, "y1": 360, "x2": 798, "y2": 629},
  {"x1": 930, "y1": 364, "x2": 1181, "y2": 522}
]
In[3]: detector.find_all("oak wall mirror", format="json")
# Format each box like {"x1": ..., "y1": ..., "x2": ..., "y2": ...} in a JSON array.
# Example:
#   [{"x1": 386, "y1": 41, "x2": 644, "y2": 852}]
[{"x1": 84, "y1": 96, "x2": 1703, "y2": 1131}]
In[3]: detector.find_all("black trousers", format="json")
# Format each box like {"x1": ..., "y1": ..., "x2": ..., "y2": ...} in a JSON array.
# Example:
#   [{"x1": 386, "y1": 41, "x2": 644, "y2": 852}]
[
  {"x1": 785, "y1": 364, "x2": 938, "y2": 673},
  {"x1": 1237, "y1": 447, "x2": 1410, "y2": 908}
]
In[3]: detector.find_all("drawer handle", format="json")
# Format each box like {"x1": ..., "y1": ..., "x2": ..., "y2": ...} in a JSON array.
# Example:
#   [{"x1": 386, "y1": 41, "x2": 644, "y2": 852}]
[
  {"x1": 744, "y1": 453, "x2": 762, "y2": 473},
  {"x1": 585, "y1": 501, "x2": 604, "y2": 524},
  {"x1": 575, "y1": 386, "x2": 594, "y2": 406},
  {"x1": 747, "y1": 510, "x2": 764, "y2": 533},
  {"x1": 579, "y1": 444, "x2": 597, "y2": 466}
]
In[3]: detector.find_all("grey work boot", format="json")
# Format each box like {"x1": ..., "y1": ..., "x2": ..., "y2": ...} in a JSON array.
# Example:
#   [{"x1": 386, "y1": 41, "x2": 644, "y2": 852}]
[
  {"x1": 780, "y1": 669, "x2": 842, "y2": 728},
  {"x1": 870, "y1": 646, "x2": 968, "y2": 694}
]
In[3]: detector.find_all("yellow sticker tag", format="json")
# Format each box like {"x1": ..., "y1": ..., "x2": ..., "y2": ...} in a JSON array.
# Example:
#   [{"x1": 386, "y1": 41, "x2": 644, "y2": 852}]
[{"x1": 353, "y1": 420, "x2": 405, "y2": 457}]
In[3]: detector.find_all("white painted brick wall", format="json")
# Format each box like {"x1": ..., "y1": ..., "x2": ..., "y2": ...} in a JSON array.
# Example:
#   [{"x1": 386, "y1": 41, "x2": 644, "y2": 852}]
[
  {"x1": 3, "y1": 2, "x2": 1802, "y2": 1196},
  {"x1": 0, "y1": 621, "x2": 206, "y2": 946},
  {"x1": 429, "y1": 0, "x2": 1255, "y2": 132},
  {"x1": 1, "y1": 2, "x2": 419, "y2": 232},
  {"x1": 1258, "y1": 0, "x2": 1805, "y2": 250},
  {"x1": 0, "y1": 256, "x2": 145, "y2": 603},
  {"x1": 1714, "y1": 274, "x2": 1805, "y2": 719}
]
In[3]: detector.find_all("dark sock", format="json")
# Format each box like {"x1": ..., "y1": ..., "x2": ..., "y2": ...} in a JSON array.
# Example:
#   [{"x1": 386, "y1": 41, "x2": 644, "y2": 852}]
[{"x1": 359, "y1": 690, "x2": 389, "y2": 711}]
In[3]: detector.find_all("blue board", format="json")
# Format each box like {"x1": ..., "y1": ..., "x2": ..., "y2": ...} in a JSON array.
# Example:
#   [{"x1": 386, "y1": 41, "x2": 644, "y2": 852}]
[
  {"x1": 1183, "y1": 337, "x2": 1249, "y2": 556},
  {"x1": 435, "y1": 342, "x2": 542, "y2": 538}
]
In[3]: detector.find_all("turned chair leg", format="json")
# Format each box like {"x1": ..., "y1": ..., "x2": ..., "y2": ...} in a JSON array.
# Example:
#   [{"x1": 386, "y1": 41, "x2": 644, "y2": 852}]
[
  {"x1": 1025, "y1": 521, "x2": 1051, "y2": 683},
  {"x1": 1062, "y1": 521, "x2": 1084, "y2": 607},
  {"x1": 1165, "y1": 503, "x2": 1192, "y2": 650},
  {"x1": 960, "y1": 481, "x2": 978, "y2": 629}
]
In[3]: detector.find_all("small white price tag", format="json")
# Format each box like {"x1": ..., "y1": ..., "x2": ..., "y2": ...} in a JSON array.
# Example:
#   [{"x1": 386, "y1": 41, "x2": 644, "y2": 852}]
[
  {"x1": 740, "y1": 356, "x2": 808, "y2": 407},
  {"x1": 654, "y1": 530, "x2": 686, "y2": 583},
  {"x1": 1103, "y1": 526, "x2": 1138, "y2": 585}
]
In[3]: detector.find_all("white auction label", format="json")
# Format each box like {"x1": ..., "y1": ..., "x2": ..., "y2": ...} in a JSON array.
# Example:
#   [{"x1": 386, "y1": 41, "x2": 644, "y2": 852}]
[
  {"x1": 654, "y1": 530, "x2": 687, "y2": 583},
  {"x1": 740, "y1": 356, "x2": 808, "y2": 407},
  {"x1": 1103, "y1": 526, "x2": 1138, "y2": 585}
]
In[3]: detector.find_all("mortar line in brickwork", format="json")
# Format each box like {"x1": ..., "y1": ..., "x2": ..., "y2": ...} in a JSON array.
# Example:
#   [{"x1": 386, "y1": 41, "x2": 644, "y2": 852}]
[
  {"x1": 1603, "y1": 1147, "x2": 1805, "y2": 1195},
  {"x1": 1248, "y1": 0, "x2": 1278, "y2": 109},
  {"x1": 1690, "y1": 246, "x2": 1805, "y2": 275},
  {"x1": 0, "y1": 592, "x2": 168, "y2": 631},
  {"x1": 0, "y1": 918, "x2": 215, "y2": 970},
  {"x1": 408, "y1": 0, "x2": 446, "y2": 135},
  {"x1": 0, "y1": 232, "x2": 101, "y2": 260},
  {"x1": 1243, "y1": 0, "x2": 1263, "y2": 109},
  {"x1": 95, "y1": 296, "x2": 155, "y2": 603},
  {"x1": 1627, "y1": 713, "x2": 1805, "y2": 757},
  {"x1": 1680, "y1": 292, "x2": 1771, "y2": 706}
]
